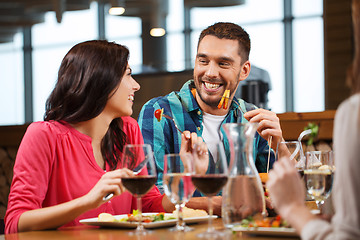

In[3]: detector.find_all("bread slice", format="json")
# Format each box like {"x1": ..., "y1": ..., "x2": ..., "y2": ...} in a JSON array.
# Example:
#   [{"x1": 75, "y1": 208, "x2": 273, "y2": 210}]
[{"x1": 172, "y1": 206, "x2": 208, "y2": 218}]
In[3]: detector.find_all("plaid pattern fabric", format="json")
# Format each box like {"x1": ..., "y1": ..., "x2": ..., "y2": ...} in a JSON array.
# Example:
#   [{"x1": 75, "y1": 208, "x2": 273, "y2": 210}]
[{"x1": 138, "y1": 80, "x2": 274, "y2": 194}]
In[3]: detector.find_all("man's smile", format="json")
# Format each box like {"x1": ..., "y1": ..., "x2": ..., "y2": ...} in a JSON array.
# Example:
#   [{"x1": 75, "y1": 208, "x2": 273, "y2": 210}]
[{"x1": 203, "y1": 82, "x2": 221, "y2": 90}]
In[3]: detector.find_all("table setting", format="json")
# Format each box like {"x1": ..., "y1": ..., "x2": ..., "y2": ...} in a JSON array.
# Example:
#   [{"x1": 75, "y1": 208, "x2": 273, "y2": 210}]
[{"x1": 2, "y1": 126, "x2": 331, "y2": 240}]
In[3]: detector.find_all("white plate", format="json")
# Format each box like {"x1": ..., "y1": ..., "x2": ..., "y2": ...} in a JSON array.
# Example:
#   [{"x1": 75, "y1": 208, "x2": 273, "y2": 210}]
[
  {"x1": 80, "y1": 213, "x2": 217, "y2": 229},
  {"x1": 232, "y1": 226, "x2": 298, "y2": 237}
]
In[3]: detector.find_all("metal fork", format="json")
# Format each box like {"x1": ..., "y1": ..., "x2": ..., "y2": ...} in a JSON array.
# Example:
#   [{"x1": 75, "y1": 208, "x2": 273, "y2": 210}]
[
  {"x1": 223, "y1": 96, "x2": 272, "y2": 172},
  {"x1": 222, "y1": 96, "x2": 246, "y2": 113},
  {"x1": 102, "y1": 158, "x2": 149, "y2": 201},
  {"x1": 162, "y1": 113, "x2": 183, "y2": 133}
]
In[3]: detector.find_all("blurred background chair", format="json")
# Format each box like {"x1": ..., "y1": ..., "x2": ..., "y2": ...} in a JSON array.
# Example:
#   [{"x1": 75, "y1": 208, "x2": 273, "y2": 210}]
[{"x1": 235, "y1": 65, "x2": 271, "y2": 110}]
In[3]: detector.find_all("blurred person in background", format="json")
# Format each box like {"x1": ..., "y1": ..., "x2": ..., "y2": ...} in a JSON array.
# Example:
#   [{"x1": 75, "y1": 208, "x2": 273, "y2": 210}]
[{"x1": 266, "y1": 1, "x2": 360, "y2": 239}]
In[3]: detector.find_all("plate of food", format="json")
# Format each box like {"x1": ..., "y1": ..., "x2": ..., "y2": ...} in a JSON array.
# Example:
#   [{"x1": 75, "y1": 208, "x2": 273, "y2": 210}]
[
  {"x1": 232, "y1": 215, "x2": 298, "y2": 237},
  {"x1": 80, "y1": 208, "x2": 217, "y2": 229}
]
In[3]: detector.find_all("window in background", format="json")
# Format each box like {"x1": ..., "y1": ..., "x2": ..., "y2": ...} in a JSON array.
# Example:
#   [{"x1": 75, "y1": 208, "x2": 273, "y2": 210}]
[
  {"x1": 32, "y1": 2, "x2": 97, "y2": 122},
  {"x1": 189, "y1": 0, "x2": 285, "y2": 112},
  {"x1": 106, "y1": 13, "x2": 143, "y2": 74},
  {"x1": 246, "y1": 22, "x2": 285, "y2": 113},
  {"x1": 293, "y1": 0, "x2": 323, "y2": 17},
  {"x1": 166, "y1": 0, "x2": 185, "y2": 71},
  {"x1": 0, "y1": 0, "x2": 325, "y2": 125},
  {"x1": 166, "y1": 33, "x2": 185, "y2": 72},
  {"x1": 293, "y1": 17, "x2": 324, "y2": 112},
  {"x1": 293, "y1": 0, "x2": 324, "y2": 112},
  {"x1": 0, "y1": 33, "x2": 24, "y2": 125}
]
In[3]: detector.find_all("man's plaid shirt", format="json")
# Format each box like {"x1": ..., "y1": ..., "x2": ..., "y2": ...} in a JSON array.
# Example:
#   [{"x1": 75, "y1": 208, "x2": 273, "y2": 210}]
[{"x1": 138, "y1": 80, "x2": 274, "y2": 193}]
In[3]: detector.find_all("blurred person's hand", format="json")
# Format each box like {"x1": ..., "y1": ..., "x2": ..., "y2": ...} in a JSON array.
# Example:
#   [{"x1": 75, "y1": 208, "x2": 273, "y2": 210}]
[
  {"x1": 211, "y1": 196, "x2": 222, "y2": 216},
  {"x1": 266, "y1": 157, "x2": 306, "y2": 217}
]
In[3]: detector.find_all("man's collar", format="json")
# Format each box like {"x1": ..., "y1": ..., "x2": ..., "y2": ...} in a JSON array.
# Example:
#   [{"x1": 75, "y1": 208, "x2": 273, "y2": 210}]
[{"x1": 177, "y1": 80, "x2": 200, "y2": 113}]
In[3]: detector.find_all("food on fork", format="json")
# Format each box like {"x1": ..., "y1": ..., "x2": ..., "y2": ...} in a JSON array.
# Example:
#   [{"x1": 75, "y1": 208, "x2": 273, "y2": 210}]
[
  {"x1": 153, "y1": 108, "x2": 183, "y2": 133},
  {"x1": 259, "y1": 173, "x2": 269, "y2": 184},
  {"x1": 259, "y1": 173, "x2": 270, "y2": 198},
  {"x1": 154, "y1": 108, "x2": 164, "y2": 122},
  {"x1": 172, "y1": 206, "x2": 208, "y2": 218},
  {"x1": 217, "y1": 89, "x2": 230, "y2": 109}
]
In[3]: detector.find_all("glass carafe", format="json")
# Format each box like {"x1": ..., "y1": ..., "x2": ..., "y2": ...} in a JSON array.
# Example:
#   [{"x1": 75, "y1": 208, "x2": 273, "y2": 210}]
[{"x1": 222, "y1": 122, "x2": 266, "y2": 228}]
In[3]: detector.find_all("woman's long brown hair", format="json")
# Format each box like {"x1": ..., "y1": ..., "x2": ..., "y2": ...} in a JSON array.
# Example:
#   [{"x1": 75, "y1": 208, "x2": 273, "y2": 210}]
[{"x1": 44, "y1": 40, "x2": 129, "y2": 170}]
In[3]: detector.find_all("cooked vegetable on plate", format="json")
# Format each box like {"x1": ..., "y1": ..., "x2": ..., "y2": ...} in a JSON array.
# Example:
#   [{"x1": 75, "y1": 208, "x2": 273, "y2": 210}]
[{"x1": 98, "y1": 210, "x2": 175, "y2": 223}]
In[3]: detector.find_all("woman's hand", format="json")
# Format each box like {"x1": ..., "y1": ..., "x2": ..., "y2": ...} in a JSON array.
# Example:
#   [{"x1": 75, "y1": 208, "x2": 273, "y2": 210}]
[
  {"x1": 266, "y1": 157, "x2": 306, "y2": 218},
  {"x1": 82, "y1": 168, "x2": 134, "y2": 209},
  {"x1": 18, "y1": 168, "x2": 135, "y2": 232},
  {"x1": 180, "y1": 131, "x2": 209, "y2": 174},
  {"x1": 244, "y1": 108, "x2": 284, "y2": 150}
]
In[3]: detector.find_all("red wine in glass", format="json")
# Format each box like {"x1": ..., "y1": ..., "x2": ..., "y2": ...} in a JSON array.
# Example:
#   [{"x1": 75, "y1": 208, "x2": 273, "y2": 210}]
[
  {"x1": 191, "y1": 175, "x2": 228, "y2": 196},
  {"x1": 120, "y1": 144, "x2": 157, "y2": 235},
  {"x1": 122, "y1": 176, "x2": 157, "y2": 196},
  {"x1": 191, "y1": 142, "x2": 228, "y2": 238}
]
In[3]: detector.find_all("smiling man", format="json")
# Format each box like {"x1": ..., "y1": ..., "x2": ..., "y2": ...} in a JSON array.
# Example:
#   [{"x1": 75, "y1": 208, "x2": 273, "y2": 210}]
[{"x1": 137, "y1": 22, "x2": 284, "y2": 215}]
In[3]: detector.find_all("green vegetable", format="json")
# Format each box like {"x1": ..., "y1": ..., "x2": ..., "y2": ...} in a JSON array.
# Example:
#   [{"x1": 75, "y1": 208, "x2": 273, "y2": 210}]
[
  {"x1": 132, "y1": 209, "x2": 139, "y2": 216},
  {"x1": 240, "y1": 216, "x2": 254, "y2": 227},
  {"x1": 154, "y1": 213, "x2": 165, "y2": 222},
  {"x1": 304, "y1": 122, "x2": 319, "y2": 146}
]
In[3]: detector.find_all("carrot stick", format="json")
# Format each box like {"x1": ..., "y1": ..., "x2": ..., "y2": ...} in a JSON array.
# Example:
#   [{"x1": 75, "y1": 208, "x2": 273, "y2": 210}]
[
  {"x1": 223, "y1": 90, "x2": 230, "y2": 109},
  {"x1": 217, "y1": 91, "x2": 226, "y2": 109}
]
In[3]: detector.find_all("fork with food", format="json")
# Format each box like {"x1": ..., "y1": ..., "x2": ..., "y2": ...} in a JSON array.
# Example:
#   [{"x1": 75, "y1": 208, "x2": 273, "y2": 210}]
[{"x1": 154, "y1": 108, "x2": 183, "y2": 133}]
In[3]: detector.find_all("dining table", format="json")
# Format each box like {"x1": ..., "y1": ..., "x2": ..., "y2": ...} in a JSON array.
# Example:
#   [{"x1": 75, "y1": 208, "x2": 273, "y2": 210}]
[{"x1": 0, "y1": 217, "x2": 300, "y2": 240}]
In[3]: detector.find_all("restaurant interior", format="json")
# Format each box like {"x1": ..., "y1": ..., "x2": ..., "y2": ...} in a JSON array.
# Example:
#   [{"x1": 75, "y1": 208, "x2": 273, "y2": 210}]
[{"x1": 0, "y1": 0, "x2": 354, "y2": 237}]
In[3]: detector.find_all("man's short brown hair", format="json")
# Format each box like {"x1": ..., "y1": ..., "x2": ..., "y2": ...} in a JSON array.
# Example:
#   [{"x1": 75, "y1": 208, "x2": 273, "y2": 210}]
[{"x1": 197, "y1": 22, "x2": 251, "y2": 64}]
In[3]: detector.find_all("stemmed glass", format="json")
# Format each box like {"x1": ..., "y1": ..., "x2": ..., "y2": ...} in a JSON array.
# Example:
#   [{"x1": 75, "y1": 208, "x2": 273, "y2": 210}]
[
  {"x1": 120, "y1": 144, "x2": 157, "y2": 235},
  {"x1": 276, "y1": 141, "x2": 305, "y2": 177},
  {"x1": 304, "y1": 150, "x2": 335, "y2": 212},
  {"x1": 191, "y1": 142, "x2": 228, "y2": 238},
  {"x1": 163, "y1": 153, "x2": 195, "y2": 232}
]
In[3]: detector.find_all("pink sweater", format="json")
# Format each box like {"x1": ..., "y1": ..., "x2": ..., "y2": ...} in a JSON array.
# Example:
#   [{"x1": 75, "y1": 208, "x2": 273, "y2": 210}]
[{"x1": 5, "y1": 116, "x2": 164, "y2": 234}]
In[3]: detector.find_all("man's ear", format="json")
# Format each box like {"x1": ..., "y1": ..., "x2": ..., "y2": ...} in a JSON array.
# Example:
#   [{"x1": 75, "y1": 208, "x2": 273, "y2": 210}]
[{"x1": 240, "y1": 60, "x2": 251, "y2": 80}]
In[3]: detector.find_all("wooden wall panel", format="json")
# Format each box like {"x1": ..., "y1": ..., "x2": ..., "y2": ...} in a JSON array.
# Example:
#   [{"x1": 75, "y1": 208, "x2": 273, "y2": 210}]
[
  {"x1": 278, "y1": 110, "x2": 336, "y2": 141},
  {"x1": 324, "y1": 0, "x2": 353, "y2": 109},
  {"x1": 0, "y1": 124, "x2": 29, "y2": 148}
]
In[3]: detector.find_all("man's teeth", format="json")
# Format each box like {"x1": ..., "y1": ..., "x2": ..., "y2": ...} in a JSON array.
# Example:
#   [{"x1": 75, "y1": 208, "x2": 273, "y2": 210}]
[
  {"x1": 128, "y1": 95, "x2": 134, "y2": 101},
  {"x1": 204, "y1": 82, "x2": 220, "y2": 89}
]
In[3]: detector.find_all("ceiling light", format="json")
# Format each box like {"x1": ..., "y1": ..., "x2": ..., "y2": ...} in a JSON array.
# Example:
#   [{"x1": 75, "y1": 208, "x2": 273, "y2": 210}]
[
  {"x1": 109, "y1": 0, "x2": 125, "y2": 16},
  {"x1": 109, "y1": 7, "x2": 125, "y2": 15},
  {"x1": 150, "y1": 28, "x2": 166, "y2": 37},
  {"x1": 149, "y1": 0, "x2": 167, "y2": 37}
]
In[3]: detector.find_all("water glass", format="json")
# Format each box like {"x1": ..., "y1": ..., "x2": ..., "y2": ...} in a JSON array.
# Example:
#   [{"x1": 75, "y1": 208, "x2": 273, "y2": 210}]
[
  {"x1": 304, "y1": 150, "x2": 335, "y2": 211},
  {"x1": 163, "y1": 153, "x2": 195, "y2": 232}
]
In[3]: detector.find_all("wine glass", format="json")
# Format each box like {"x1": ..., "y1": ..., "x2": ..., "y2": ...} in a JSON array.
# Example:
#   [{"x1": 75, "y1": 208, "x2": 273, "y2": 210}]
[
  {"x1": 276, "y1": 141, "x2": 305, "y2": 177},
  {"x1": 304, "y1": 150, "x2": 335, "y2": 212},
  {"x1": 120, "y1": 144, "x2": 157, "y2": 235},
  {"x1": 163, "y1": 153, "x2": 195, "y2": 232},
  {"x1": 191, "y1": 142, "x2": 228, "y2": 238}
]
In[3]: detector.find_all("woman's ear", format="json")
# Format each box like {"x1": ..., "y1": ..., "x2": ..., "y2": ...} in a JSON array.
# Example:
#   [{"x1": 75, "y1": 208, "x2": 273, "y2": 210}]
[{"x1": 240, "y1": 60, "x2": 251, "y2": 80}]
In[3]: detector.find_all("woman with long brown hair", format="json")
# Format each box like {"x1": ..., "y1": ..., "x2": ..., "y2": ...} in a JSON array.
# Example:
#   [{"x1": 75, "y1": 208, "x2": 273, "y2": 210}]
[{"x1": 4, "y1": 40, "x2": 177, "y2": 234}]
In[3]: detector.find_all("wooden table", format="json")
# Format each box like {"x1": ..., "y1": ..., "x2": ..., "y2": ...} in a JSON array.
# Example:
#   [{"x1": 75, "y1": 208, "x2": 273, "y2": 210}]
[{"x1": 1, "y1": 218, "x2": 300, "y2": 240}]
